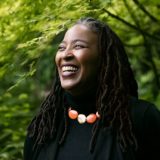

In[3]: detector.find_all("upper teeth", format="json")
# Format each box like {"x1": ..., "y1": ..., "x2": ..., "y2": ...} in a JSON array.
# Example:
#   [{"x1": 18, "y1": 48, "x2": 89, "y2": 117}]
[{"x1": 62, "y1": 66, "x2": 78, "y2": 72}]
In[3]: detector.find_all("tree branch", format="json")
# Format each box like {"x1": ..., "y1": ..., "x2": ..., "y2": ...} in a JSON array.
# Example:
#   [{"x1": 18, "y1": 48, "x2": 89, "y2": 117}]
[
  {"x1": 132, "y1": 0, "x2": 159, "y2": 23},
  {"x1": 115, "y1": 0, "x2": 160, "y2": 92},
  {"x1": 143, "y1": 37, "x2": 160, "y2": 92},
  {"x1": 102, "y1": 8, "x2": 160, "y2": 40}
]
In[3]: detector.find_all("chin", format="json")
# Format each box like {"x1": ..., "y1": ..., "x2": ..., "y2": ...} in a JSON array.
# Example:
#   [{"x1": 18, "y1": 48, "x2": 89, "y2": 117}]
[
  {"x1": 61, "y1": 83, "x2": 81, "y2": 95},
  {"x1": 60, "y1": 78, "x2": 81, "y2": 90},
  {"x1": 61, "y1": 83, "x2": 77, "y2": 91}
]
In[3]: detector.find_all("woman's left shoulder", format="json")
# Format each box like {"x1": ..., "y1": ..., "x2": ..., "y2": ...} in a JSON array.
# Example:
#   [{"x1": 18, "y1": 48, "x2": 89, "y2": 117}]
[
  {"x1": 130, "y1": 97, "x2": 160, "y2": 121},
  {"x1": 130, "y1": 97, "x2": 160, "y2": 137},
  {"x1": 129, "y1": 98, "x2": 160, "y2": 159}
]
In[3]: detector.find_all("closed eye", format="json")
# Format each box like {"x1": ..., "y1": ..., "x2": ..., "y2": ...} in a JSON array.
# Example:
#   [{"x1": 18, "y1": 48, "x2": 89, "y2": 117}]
[
  {"x1": 58, "y1": 45, "x2": 66, "y2": 51},
  {"x1": 74, "y1": 44, "x2": 86, "y2": 49}
]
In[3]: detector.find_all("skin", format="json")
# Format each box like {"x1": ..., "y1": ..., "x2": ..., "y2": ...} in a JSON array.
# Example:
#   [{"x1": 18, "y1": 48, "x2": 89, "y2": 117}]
[{"x1": 55, "y1": 24, "x2": 100, "y2": 96}]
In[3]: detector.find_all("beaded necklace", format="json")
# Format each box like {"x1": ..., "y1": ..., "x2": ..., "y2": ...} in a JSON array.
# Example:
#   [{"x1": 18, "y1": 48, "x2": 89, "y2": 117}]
[{"x1": 68, "y1": 107, "x2": 100, "y2": 124}]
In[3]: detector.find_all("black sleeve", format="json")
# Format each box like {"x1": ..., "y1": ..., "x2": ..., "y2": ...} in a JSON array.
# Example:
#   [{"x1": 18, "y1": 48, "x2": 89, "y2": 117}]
[
  {"x1": 142, "y1": 104, "x2": 160, "y2": 159},
  {"x1": 131, "y1": 98, "x2": 160, "y2": 160},
  {"x1": 23, "y1": 136, "x2": 34, "y2": 160}
]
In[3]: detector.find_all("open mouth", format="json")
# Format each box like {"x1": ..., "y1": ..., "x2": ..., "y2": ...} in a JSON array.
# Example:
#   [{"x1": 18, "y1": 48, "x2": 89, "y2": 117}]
[
  {"x1": 61, "y1": 65, "x2": 79, "y2": 77},
  {"x1": 62, "y1": 66, "x2": 78, "y2": 73}
]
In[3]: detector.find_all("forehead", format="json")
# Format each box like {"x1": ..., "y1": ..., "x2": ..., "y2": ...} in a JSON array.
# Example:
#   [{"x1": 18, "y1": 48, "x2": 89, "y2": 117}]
[{"x1": 63, "y1": 24, "x2": 98, "y2": 43}]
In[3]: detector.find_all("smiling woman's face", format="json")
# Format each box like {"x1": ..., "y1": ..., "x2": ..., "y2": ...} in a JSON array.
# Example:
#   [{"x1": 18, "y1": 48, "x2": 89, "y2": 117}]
[{"x1": 55, "y1": 24, "x2": 100, "y2": 96}]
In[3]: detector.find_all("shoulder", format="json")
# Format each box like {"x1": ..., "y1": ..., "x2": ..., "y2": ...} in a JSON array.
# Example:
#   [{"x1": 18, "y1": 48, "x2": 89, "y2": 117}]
[
  {"x1": 130, "y1": 97, "x2": 160, "y2": 125},
  {"x1": 130, "y1": 97, "x2": 160, "y2": 148},
  {"x1": 24, "y1": 136, "x2": 41, "y2": 160},
  {"x1": 23, "y1": 136, "x2": 35, "y2": 160}
]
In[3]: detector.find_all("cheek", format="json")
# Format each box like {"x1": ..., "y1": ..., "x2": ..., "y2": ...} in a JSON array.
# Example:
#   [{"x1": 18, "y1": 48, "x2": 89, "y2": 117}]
[
  {"x1": 78, "y1": 51, "x2": 97, "y2": 64},
  {"x1": 80, "y1": 54, "x2": 99, "y2": 68},
  {"x1": 81, "y1": 57, "x2": 99, "y2": 78},
  {"x1": 55, "y1": 53, "x2": 59, "y2": 66}
]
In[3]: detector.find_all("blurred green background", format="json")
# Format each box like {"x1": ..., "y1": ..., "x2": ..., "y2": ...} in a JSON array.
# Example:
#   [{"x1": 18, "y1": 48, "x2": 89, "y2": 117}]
[{"x1": 0, "y1": 0, "x2": 160, "y2": 159}]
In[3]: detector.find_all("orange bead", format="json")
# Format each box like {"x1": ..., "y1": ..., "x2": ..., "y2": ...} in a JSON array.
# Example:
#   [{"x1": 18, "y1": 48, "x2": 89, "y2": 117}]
[
  {"x1": 86, "y1": 114, "x2": 97, "y2": 123},
  {"x1": 68, "y1": 109, "x2": 78, "y2": 119}
]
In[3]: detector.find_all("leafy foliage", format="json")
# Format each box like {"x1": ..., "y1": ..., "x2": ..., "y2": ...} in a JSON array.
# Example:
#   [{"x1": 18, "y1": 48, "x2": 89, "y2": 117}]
[{"x1": 0, "y1": 0, "x2": 160, "y2": 159}]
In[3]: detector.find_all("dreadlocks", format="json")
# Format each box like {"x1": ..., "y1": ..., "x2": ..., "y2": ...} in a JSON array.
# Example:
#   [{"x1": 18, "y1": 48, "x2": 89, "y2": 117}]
[{"x1": 27, "y1": 17, "x2": 138, "y2": 153}]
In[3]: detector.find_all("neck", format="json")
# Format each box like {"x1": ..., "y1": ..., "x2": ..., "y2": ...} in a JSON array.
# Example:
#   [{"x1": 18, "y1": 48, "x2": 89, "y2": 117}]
[{"x1": 64, "y1": 90, "x2": 97, "y2": 115}]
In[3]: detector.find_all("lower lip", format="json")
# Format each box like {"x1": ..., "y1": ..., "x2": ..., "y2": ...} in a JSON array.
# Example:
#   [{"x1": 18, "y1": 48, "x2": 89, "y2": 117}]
[{"x1": 62, "y1": 71, "x2": 78, "y2": 77}]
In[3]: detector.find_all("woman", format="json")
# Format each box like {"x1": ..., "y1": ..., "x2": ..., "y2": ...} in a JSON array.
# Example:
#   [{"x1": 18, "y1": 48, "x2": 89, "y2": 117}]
[{"x1": 24, "y1": 17, "x2": 160, "y2": 160}]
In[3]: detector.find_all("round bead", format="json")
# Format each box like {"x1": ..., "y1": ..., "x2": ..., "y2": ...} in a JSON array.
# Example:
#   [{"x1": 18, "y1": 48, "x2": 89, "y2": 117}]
[
  {"x1": 86, "y1": 114, "x2": 97, "y2": 123},
  {"x1": 77, "y1": 114, "x2": 86, "y2": 124},
  {"x1": 68, "y1": 109, "x2": 78, "y2": 119},
  {"x1": 96, "y1": 112, "x2": 100, "y2": 118}
]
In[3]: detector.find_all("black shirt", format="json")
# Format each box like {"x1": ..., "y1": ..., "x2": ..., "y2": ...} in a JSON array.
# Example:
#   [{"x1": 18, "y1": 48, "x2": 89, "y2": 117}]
[
  {"x1": 24, "y1": 95, "x2": 160, "y2": 160},
  {"x1": 56, "y1": 92, "x2": 97, "y2": 159}
]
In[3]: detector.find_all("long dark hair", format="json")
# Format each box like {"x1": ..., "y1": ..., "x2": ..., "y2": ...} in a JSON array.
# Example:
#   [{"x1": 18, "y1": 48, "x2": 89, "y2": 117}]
[{"x1": 28, "y1": 17, "x2": 138, "y2": 152}]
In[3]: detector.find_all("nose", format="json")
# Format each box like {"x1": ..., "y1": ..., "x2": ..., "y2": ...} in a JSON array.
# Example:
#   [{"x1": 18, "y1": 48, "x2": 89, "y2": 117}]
[{"x1": 62, "y1": 47, "x2": 74, "y2": 60}]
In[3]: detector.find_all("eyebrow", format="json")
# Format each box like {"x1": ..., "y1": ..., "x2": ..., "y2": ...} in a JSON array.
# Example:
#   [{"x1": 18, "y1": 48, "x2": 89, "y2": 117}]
[{"x1": 61, "y1": 39, "x2": 89, "y2": 45}]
